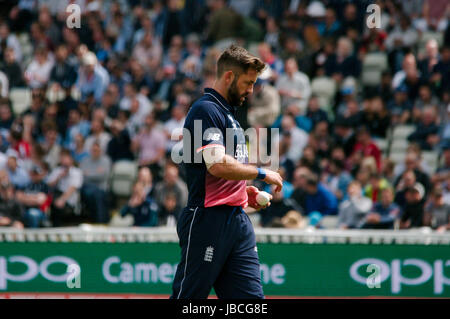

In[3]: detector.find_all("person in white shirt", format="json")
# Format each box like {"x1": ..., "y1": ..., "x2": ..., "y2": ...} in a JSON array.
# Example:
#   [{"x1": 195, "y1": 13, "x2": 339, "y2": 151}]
[
  {"x1": 24, "y1": 46, "x2": 55, "y2": 89},
  {"x1": 276, "y1": 57, "x2": 311, "y2": 113},
  {"x1": 119, "y1": 83, "x2": 153, "y2": 115},
  {"x1": 0, "y1": 22, "x2": 22, "y2": 62},
  {"x1": 0, "y1": 71, "x2": 8, "y2": 98},
  {"x1": 278, "y1": 114, "x2": 308, "y2": 163},
  {"x1": 47, "y1": 149, "x2": 83, "y2": 226},
  {"x1": 84, "y1": 119, "x2": 111, "y2": 154},
  {"x1": 164, "y1": 105, "x2": 186, "y2": 152}
]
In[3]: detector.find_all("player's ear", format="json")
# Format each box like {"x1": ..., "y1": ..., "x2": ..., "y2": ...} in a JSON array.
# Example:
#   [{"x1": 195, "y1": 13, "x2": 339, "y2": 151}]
[{"x1": 224, "y1": 70, "x2": 235, "y2": 85}]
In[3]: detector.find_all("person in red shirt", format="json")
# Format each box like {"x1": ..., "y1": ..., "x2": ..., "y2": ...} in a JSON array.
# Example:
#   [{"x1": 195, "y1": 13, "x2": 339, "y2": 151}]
[{"x1": 351, "y1": 126, "x2": 382, "y2": 172}]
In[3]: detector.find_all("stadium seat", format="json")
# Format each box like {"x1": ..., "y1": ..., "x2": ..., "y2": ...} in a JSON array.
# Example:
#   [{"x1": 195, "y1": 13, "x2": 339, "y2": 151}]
[
  {"x1": 422, "y1": 151, "x2": 439, "y2": 171},
  {"x1": 389, "y1": 152, "x2": 406, "y2": 165},
  {"x1": 311, "y1": 76, "x2": 336, "y2": 116},
  {"x1": 390, "y1": 139, "x2": 409, "y2": 153},
  {"x1": 361, "y1": 52, "x2": 388, "y2": 87},
  {"x1": 320, "y1": 216, "x2": 338, "y2": 229},
  {"x1": 374, "y1": 138, "x2": 388, "y2": 154},
  {"x1": 391, "y1": 125, "x2": 415, "y2": 140},
  {"x1": 110, "y1": 160, "x2": 138, "y2": 197},
  {"x1": 9, "y1": 88, "x2": 31, "y2": 115}
]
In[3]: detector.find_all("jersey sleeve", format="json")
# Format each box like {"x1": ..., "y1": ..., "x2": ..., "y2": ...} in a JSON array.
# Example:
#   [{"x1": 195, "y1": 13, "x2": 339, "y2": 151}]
[{"x1": 191, "y1": 102, "x2": 226, "y2": 154}]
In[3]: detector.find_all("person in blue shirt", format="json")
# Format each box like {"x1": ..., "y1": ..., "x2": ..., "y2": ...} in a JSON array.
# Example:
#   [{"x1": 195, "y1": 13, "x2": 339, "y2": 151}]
[
  {"x1": 304, "y1": 173, "x2": 338, "y2": 215},
  {"x1": 120, "y1": 181, "x2": 159, "y2": 227},
  {"x1": 361, "y1": 187, "x2": 400, "y2": 229},
  {"x1": 5, "y1": 149, "x2": 29, "y2": 189}
]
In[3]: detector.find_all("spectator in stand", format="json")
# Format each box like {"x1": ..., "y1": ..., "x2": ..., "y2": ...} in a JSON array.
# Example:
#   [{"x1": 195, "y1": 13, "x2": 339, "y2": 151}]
[
  {"x1": 418, "y1": 39, "x2": 440, "y2": 83},
  {"x1": 306, "y1": 95, "x2": 328, "y2": 129},
  {"x1": 153, "y1": 163, "x2": 188, "y2": 221},
  {"x1": 431, "y1": 45, "x2": 450, "y2": 97},
  {"x1": 76, "y1": 51, "x2": 109, "y2": 103},
  {"x1": 47, "y1": 149, "x2": 83, "y2": 227},
  {"x1": 247, "y1": 78, "x2": 280, "y2": 129},
  {"x1": 64, "y1": 108, "x2": 90, "y2": 152},
  {"x1": 424, "y1": 186, "x2": 450, "y2": 232},
  {"x1": 324, "y1": 159, "x2": 353, "y2": 203},
  {"x1": 39, "y1": 121, "x2": 61, "y2": 170},
  {"x1": 107, "y1": 119, "x2": 134, "y2": 163},
  {"x1": 364, "y1": 172, "x2": 391, "y2": 204},
  {"x1": 0, "y1": 171, "x2": 24, "y2": 229},
  {"x1": 333, "y1": 117, "x2": 356, "y2": 157},
  {"x1": 257, "y1": 42, "x2": 284, "y2": 81},
  {"x1": 0, "y1": 22, "x2": 22, "y2": 62},
  {"x1": 80, "y1": 141, "x2": 111, "y2": 224},
  {"x1": 206, "y1": 0, "x2": 242, "y2": 43},
  {"x1": 278, "y1": 114, "x2": 308, "y2": 164},
  {"x1": 15, "y1": 164, "x2": 51, "y2": 228},
  {"x1": 0, "y1": 47, "x2": 24, "y2": 88},
  {"x1": 304, "y1": 172, "x2": 338, "y2": 216},
  {"x1": 387, "y1": 84, "x2": 413, "y2": 124},
  {"x1": 408, "y1": 106, "x2": 440, "y2": 150},
  {"x1": 325, "y1": 37, "x2": 361, "y2": 83},
  {"x1": 49, "y1": 44, "x2": 77, "y2": 90},
  {"x1": 136, "y1": 166, "x2": 154, "y2": 198},
  {"x1": 0, "y1": 100, "x2": 15, "y2": 132},
  {"x1": 164, "y1": 105, "x2": 186, "y2": 153},
  {"x1": 400, "y1": 183, "x2": 426, "y2": 229},
  {"x1": 132, "y1": 112, "x2": 167, "y2": 181},
  {"x1": 24, "y1": 45, "x2": 54, "y2": 89},
  {"x1": 120, "y1": 181, "x2": 159, "y2": 227},
  {"x1": 413, "y1": 84, "x2": 440, "y2": 122},
  {"x1": 386, "y1": 14, "x2": 418, "y2": 63},
  {"x1": 5, "y1": 149, "x2": 30, "y2": 189},
  {"x1": 290, "y1": 166, "x2": 310, "y2": 211},
  {"x1": 351, "y1": 126, "x2": 382, "y2": 172},
  {"x1": 338, "y1": 181, "x2": 373, "y2": 229},
  {"x1": 259, "y1": 184, "x2": 303, "y2": 227},
  {"x1": 433, "y1": 143, "x2": 450, "y2": 185},
  {"x1": 361, "y1": 187, "x2": 400, "y2": 229},
  {"x1": 84, "y1": 119, "x2": 111, "y2": 155},
  {"x1": 276, "y1": 57, "x2": 311, "y2": 113},
  {"x1": 71, "y1": 133, "x2": 89, "y2": 165},
  {"x1": 361, "y1": 96, "x2": 391, "y2": 139}
]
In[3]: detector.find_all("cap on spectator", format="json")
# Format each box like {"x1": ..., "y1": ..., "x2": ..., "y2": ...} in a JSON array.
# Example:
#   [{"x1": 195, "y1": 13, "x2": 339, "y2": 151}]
[
  {"x1": 407, "y1": 182, "x2": 425, "y2": 200},
  {"x1": 6, "y1": 149, "x2": 19, "y2": 160},
  {"x1": 306, "y1": 1, "x2": 326, "y2": 17},
  {"x1": 82, "y1": 52, "x2": 97, "y2": 66}
]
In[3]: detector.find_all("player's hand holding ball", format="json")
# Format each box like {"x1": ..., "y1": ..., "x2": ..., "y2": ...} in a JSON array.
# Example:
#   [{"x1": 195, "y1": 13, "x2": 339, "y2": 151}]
[{"x1": 246, "y1": 186, "x2": 272, "y2": 210}]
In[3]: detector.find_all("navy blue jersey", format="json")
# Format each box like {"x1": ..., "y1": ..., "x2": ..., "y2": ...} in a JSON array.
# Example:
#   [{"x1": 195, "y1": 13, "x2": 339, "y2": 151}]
[{"x1": 183, "y1": 88, "x2": 249, "y2": 208}]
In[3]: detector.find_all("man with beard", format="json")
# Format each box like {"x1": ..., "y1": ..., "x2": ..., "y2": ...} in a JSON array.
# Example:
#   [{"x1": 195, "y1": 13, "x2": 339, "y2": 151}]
[{"x1": 171, "y1": 45, "x2": 283, "y2": 299}]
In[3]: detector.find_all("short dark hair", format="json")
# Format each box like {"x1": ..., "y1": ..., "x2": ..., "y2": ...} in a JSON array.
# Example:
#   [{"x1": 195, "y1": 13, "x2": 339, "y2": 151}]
[
  {"x1": 306, "y1": 173, "x2": 319, "y2": 187},
  {"x1": 216, "y1": 45, "x2": 266, "y2": 78}
]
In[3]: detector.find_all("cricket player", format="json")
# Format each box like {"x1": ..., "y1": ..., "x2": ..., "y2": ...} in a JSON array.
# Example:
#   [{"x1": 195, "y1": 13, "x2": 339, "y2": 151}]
[{"x1": 171, "y1": 45, "x2": 283, "y2": 299}]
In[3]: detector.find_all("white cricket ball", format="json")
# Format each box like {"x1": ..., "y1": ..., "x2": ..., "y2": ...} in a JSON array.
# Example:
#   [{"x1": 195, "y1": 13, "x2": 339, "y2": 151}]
[{"x1": 256, "y1": 191, "x2": 271, "y2": 206}]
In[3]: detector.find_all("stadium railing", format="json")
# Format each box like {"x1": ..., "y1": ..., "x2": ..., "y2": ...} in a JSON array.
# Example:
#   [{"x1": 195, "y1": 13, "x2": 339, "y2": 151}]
[{"x1": 0, "y1": 225, "x2": 449, "y2": 245}]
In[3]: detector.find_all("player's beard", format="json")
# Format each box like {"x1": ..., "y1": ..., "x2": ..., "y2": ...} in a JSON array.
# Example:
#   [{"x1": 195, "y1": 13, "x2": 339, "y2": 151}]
[{"x1": 227, "y1": 78, "x2": 248, "y2": 106}]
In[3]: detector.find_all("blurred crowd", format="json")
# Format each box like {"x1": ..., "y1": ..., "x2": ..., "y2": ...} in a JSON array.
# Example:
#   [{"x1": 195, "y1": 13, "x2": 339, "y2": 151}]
[{"x1": 0, "y1": 0, "x2": 448, "y2": 230}]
